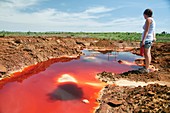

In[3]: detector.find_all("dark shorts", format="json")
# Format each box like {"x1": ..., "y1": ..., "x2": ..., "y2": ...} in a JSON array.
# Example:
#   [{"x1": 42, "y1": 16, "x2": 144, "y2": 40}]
[{"x1": 140, "y1": 41, "x2": 152, "y2": 49}]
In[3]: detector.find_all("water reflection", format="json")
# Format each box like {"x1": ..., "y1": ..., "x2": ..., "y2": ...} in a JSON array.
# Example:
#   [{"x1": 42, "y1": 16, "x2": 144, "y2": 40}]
[{"x1": 48, "y1": 82, "x2": 83, "y2": 101}]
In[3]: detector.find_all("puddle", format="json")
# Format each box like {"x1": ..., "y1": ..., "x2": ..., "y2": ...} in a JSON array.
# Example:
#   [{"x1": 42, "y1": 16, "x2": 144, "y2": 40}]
[{"x1": 0, "y1": 50, "x2": 142, "y2": 113}]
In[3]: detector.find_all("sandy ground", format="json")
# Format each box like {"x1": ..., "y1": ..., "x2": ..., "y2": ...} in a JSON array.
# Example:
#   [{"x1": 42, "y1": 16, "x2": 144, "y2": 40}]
[{"x1": 0, "y1": 36, "x2": 169, "y2": 113}]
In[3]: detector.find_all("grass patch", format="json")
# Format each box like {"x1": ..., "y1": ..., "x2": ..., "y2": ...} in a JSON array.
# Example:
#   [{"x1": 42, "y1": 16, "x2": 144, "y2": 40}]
[{"x1": 0, "y1": 31, "x2": 169, "y2": 42}]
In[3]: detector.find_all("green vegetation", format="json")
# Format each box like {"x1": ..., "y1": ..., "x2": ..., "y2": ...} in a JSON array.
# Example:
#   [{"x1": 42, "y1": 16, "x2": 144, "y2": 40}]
[{"x1": 0, "y1": 31, "x2": 169, "y2": 42}]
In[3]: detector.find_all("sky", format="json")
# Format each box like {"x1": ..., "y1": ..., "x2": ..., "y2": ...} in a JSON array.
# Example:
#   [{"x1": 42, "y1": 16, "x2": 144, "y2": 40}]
[{"x1": 0, "y1": 0, "x2": 170, "y2": 33}]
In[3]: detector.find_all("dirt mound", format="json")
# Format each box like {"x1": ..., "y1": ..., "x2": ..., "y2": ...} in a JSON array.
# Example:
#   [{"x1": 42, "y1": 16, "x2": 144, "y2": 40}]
[{"x1": 0, "y1": 36, "x2": 95, "y2": 78}]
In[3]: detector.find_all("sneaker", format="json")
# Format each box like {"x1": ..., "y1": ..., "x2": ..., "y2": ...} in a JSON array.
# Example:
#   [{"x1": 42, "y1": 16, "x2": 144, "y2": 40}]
[{"x1": 139, "y1": 68, "x2": 150, "y2": 73}]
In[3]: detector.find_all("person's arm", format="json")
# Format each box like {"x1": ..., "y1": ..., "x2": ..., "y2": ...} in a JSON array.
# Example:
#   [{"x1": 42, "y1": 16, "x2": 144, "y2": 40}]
[{"x1": 142, "y1": 18, "x2": 151, "y2": 45}]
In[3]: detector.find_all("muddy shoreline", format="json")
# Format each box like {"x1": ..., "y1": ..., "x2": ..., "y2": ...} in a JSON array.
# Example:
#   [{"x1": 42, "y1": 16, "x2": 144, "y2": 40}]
[{"x1": 0, "y1": 36, "x2": 170, "y2": 113}]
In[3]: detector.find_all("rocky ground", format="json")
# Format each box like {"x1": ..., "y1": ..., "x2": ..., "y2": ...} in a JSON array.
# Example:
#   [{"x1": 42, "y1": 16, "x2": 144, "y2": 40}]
[
  {"x1": 0, "y1": 36, "x2": 169, "y2": 113},
  {"x1": 95, "y1": 84, "x2": 170, "y2": 113},
  {"x1": 95, "y1": 43, "x2": 170, "y2": 113}
]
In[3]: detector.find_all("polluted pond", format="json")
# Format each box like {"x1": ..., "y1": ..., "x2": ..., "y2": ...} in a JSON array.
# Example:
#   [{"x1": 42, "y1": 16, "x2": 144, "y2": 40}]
[{"x1": 0, "y1": 49, "x2": 164, "y2": 113}]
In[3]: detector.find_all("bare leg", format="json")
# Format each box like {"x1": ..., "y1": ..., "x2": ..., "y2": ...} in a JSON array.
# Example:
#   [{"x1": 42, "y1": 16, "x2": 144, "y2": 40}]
[{"x1": 144, "y1": 47, "x2": 151, "y2": 69}]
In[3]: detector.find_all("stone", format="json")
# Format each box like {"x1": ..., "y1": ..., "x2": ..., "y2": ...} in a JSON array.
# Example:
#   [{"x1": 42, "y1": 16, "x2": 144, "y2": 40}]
[
  {"x1": 167, "y1": 91, "x2": 170, "y2": 95},
  {"x1": 148, "y1": 91, "x2": 155, "y2": 96},
  {"x1": 0, "y1": 64, "x2": 7, "y2": 72},
  {"x1": 127, "y1": 98, "x2": 133, "y2": 104},
  {"x1": 107, "y1": 100, "x2": 122, "y2": 107},
  {"x1": 14, "y1": 39, "x2": 22, "y2": 44},
  {"x1": 76, "y1": 41, "x2": 85, "y2": 46}
]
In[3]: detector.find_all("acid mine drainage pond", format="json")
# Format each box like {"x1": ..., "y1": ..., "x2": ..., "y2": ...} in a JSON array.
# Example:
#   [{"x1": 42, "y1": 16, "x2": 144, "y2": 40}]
[{"x1": 0, "y1": 50, "x2": 143, "y2": 113}]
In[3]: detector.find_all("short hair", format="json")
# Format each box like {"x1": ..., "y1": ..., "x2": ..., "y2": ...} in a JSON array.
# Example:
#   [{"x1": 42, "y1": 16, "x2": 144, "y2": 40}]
[{"x1": 143, "y1": 9, "x2": 153, "y2": 17}]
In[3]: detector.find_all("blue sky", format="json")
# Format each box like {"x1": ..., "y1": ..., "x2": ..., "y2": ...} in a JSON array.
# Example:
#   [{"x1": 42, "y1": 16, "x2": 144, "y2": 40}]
[{"x1": 0, "y1": 0, "x2": 170, "y2": 33}]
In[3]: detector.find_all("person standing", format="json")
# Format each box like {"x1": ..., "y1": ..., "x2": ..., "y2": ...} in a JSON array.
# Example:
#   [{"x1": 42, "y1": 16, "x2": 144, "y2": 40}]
[{"x1": 140, "y1": 9, "x2": 156, "y2": 73}]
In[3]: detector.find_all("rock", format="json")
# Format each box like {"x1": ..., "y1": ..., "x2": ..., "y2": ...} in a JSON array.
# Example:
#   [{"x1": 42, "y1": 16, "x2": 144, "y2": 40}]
[
  {"x1": 134, "y1": 107, "x2": 140, "y2": 113},
  {"x1": 14, "y1": 39, "x2": 22, "y2": 44},
  {"x1": 148, "y1": 91, "x2": 155, "y2": 96},
  {"x1": 127, "y1": 98, "x2": 134, "y2": 104},
  {"x1": 0, "y1": 64, "x2": 7, "y2": 72},
  {"x1": 167, "y1": 91, "x2": 170, "y2": 95},
  {"x1": 23, "y1": 45, "x2": 35, "y2": 52},
  {"x1": 84, "y1": 42, "x2": 91, "y2": 46},
  {"x1": 56, "y1": 39, "x2": 61, "y2": 43},
  {"x1": 76, "y1": 41, "x2": 85, "y2": 46},
  {"x1": 23, "y1": 48, "x2": 32, "y2": 52},
  {"x1": 37, "y1": 54, "x2": 45, "y2": 62},
  {"x1": 107, "y1": 100, "x2": 122, "y2": 107}
]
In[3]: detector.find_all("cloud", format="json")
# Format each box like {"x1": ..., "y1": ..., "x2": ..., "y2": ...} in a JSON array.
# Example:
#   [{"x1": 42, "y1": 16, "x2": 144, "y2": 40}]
[
  {"x1": 84, "y1": 6, "x2": 114, "y2": 14},
  {"x1": 0, "y1": 0, "x2": 143, "y2": 32},
  {"x1": 0, "y1": 0, "x2": 41, "y2": 9}
]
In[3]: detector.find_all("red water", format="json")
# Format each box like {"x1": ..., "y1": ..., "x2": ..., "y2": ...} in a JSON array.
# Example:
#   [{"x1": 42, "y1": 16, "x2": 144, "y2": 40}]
[{"x1": 0, "y1": 50, "x2": 142, "y2": 113}]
